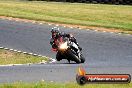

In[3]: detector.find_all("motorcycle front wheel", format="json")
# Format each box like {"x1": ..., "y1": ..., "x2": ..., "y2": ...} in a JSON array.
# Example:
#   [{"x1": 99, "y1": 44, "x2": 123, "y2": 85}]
[
  {"x1": 68, "y1": 50, "x2": 81, "y2": 64},
  {"x1": 80, "y1": 55, "x2": 85, "y2": 63}
]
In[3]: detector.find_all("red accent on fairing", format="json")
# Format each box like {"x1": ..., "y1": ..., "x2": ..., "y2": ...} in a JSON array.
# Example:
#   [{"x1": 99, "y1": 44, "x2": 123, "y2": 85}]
[
  {"x1": 51, "y1": 36, "x2": 64, "y2": 52},
  {"x1": 60, "y1": 37, "x2": 63, "y2": 43}
]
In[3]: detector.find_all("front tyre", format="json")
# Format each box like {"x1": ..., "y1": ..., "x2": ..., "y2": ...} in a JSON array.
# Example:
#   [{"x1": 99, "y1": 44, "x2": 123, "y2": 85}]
[
  {"x1": 68, "y1": 50, "x2": 81, "y2": 64},
  {"x1": 80, "y1": 55, "x2": 85, "y2": 63}
]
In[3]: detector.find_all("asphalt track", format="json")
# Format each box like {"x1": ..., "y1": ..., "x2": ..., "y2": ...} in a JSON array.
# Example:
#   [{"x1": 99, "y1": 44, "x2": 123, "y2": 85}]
[{"x1": 0, "y1": 19, "x2": 132, "y2": 83}]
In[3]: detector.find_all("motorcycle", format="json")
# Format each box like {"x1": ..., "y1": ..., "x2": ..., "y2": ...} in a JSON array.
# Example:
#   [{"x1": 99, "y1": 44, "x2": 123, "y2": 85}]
[{"x1": 53, "y1": 36, "x2": 85, "y2": 64}]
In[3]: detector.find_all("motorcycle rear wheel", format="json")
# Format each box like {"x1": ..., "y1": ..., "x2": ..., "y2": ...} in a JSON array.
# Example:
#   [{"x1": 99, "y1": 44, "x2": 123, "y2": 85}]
[{"x1": 56, "y1": 52, "x2": 62, "y2": 61}]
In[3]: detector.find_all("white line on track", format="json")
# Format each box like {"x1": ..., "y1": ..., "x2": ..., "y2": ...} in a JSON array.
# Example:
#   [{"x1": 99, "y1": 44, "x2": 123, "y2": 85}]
[
  {"x1": 0, "y1": 64, "x2": 13, "y2": 67},
  {"x1": 12, "y1": 64, "x2": 24, "y2": 66}
]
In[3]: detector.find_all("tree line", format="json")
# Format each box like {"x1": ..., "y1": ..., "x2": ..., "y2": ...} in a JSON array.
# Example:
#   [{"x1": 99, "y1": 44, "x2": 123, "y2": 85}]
[{"x1": 26, "y1": 0, "x2": 132, "y2": 5}]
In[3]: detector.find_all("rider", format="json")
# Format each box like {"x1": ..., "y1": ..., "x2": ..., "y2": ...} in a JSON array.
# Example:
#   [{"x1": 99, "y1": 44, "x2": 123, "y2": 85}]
[{"x1": 50, "y1": 27, "x2": 82, "y2": 51}]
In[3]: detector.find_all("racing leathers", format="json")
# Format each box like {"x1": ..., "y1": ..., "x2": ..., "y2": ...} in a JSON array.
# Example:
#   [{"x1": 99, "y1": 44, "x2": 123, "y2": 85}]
[{"x1": 50, "y1": 32, "x2": 82, "y2": 51}]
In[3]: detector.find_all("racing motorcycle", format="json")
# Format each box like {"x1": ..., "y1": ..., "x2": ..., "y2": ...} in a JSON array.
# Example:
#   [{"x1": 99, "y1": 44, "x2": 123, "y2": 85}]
[{"x1": 53, "y1": 36, "x2": 85, "y2": 64}]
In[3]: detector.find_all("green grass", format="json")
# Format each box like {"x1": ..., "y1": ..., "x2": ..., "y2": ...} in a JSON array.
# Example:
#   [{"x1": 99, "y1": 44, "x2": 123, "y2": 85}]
[
  {"x1": 0, "y1": 1, "x2": 132, "y2": 31},
  {"x1": 0, "y1": 82, "x2": 132, "y2": 88},
  {"x1": 0, "y1": 49, "x2": 48, "y2": 65}
]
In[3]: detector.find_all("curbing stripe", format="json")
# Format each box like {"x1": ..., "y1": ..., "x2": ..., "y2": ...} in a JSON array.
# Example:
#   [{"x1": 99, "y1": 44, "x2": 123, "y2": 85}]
[
  {"x1": 27, "y1": 63, "x2": 32, "y2": 65},
  {"x1": 0, "y1": 46, "x2": 55, "y2": 66},
  {"x1": 32, "y1": 21, "x2": 36, "y2": 23},
  {"x1": 2, "y1": 17, "x2": 132, "y2": 36},
  {"x1": 41, "y1": 79, "x2": 45, "y2": 82},
  {"x1": 23, "y1": 52, "x2": 27, "y2": 54},
  {"x1": 33, "y1": 54, "x2": 38, "y2": 56},
  {"x1": 29, "y1": 53, "x2": 33, "y2": 55},
  {"x1": 49, "y1": 58, "x2": 56, "y2": 63},
  {"x1": 12, "y1": 64, "x2": 23, "y2": 66},
  {"x1": 39, "y1": 60, "x2": 47, "y2": 64},
  {"x1": 1, "y1": 16, "x2": 132, "y2": 36},
  {"x1": 24, "y1": 21, "x2": 28, "y2": 23},
  {"x1": 4, "y1": 48, "x2": 9, "y2": 50},
  {"x1": 38, "y1": 55, "x2": 42, "y2": 57},
  {"x1": 0, "y1": 64, "x2": 13, "y2": 67},
  {"x1": 0, "y1": 47, "x2": 4, "y2": 49},
  {"x1": 126, "y1": 34, "x2": 131, "y2": 36},
  {"x1": 9, "y1": 49, "x2": 14, "y2": 51},
  {"x1": 17, "y1": 51, "x2": 22, "y2": 53},
  {"x1": 13, "y1": 50, "x2": 17, "y2": 52},
  {"x1": 56, "y1": 24, "x2": 59, "y2": 26},
  {"x1": 42, "y1": 56, "x2": 46, "y2": 58}
]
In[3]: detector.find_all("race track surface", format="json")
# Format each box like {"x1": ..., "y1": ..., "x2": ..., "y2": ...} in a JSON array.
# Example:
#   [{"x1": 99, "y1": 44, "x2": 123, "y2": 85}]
[{"x1": 0, "y1": 19, "x2": 132, "y2": 83}]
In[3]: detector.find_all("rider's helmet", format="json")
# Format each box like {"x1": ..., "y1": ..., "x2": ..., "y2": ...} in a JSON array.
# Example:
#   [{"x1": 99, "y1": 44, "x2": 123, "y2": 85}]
[{"x1": 51, "y1": 27, "x2": 60, "y2": 39}]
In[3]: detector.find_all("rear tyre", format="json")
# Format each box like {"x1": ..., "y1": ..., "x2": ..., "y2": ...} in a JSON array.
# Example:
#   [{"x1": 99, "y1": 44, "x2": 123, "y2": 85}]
[{"x1": 56, "y1": 52, "x2": 62, "y2": 61}]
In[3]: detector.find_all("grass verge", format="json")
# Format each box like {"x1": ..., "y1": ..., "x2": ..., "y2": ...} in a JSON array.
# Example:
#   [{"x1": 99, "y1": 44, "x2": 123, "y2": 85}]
[
  {"x1": 0, "y1": 1, "x2": 132, "y2": 32},
  {"x1": 0, "y1": 49, "x2": 48, "y2": 65},
  {"x1": 0, "y1": 82, "x2": 132, "y2": 88}
]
